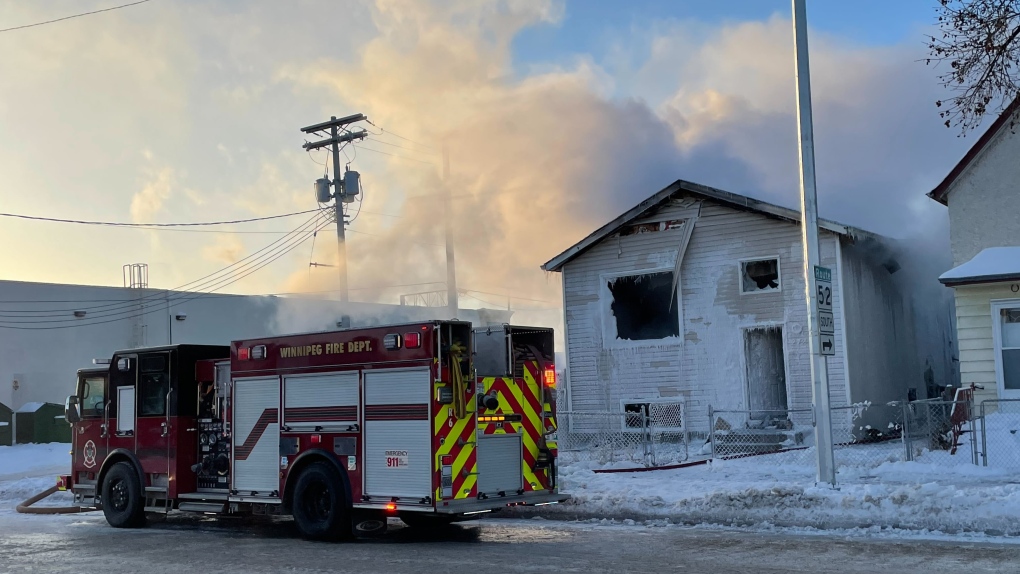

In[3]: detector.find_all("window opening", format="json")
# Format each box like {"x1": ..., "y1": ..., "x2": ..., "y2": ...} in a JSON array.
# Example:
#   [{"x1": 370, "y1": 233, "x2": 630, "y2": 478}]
[
  {"x1": 607, "y1": 272, "x2": 680, "y2": 341},
  {"x1": 741, "y1": 259, "x2": 780, "y2": 293}
]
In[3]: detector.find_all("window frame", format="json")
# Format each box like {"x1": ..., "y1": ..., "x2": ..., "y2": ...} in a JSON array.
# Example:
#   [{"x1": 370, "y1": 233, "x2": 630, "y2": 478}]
[
  {"x1": 737, "y1": 256, "x2": 783, "y2": 296},
  {"x1": 991, "y1": 299, "x2": 1020, "y2": 399},
  {"x1": 78, "y1": 375, "x2": 107, "y2": 419},
  {"x1": 618, "y1": 398, "x2": 686, "y2": 432},
  {"x1": 599, "y1": 267, "x2": 682, "y2": 348}
]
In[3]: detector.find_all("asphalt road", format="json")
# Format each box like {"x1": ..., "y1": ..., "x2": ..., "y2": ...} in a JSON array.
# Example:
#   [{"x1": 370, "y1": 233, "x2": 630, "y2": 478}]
[{"x1": 2, "y1": 513, "x2": 1019, "y2": 574}]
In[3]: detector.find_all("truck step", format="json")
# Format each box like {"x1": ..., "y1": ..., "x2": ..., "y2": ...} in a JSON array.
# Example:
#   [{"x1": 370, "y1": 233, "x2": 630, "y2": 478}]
[{"x1": 178, "y1": 502, "x2": 227, "y2": 514}]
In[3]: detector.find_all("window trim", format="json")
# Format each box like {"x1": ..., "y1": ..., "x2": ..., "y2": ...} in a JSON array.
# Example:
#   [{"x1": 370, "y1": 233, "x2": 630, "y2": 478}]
[
  {"x1": 991, "y1": 299, "x2": 1020, "y2": 399},
  {"x1": 599, "y1": 267, "x2": 682, "y2": 348},
  {"x1": 737, "y1": 256, "x2": 782, "y2": 296}
]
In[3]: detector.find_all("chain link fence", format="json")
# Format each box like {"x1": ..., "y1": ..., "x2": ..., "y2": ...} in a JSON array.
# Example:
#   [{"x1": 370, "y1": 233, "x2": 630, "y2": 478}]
[
  {"x1": 555, "y1": 402, "x2": 688, "y2": 467},
  {"x1": 707, "y1": 398, "x2": 986, "y2": 470},
  {"x1": 708, "y1": 408, "x2": 813, "y2": 459},
  {"x1": 978, "y1": 399, "x2": 1020, "y2": 469}
]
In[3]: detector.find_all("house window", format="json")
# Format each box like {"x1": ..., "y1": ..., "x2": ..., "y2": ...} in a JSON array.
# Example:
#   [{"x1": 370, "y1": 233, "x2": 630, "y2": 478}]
[
  {"x1": 622, "y1": 402, "x2": 649, "y2": 429},
  {"x1": 607, "y1": 272, "x2": 680, "y2": 341},
  {"x1": 1001, "y1": 309, "x2": 1020, "y2": 390},
  {"x1": 740, "y1": 258, "x2": 780, "y2": 293}
]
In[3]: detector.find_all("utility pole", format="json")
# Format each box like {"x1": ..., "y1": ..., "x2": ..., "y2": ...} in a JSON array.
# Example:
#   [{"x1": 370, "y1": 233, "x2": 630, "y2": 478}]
[
  {"x1": 443, "y1": 142, "x2": 458, "y2": 317},
  {"x1": 301, "y1": 114, "x2": 368, "y2": 303},
  {"x1": 792, "y1": 0, "x2": 836, "y2": 486}
]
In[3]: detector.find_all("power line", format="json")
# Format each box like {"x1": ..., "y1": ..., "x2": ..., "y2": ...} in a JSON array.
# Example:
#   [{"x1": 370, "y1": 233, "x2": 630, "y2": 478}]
[
  {"x1": 0, "y1": 216, "x2": 332, "y2": 329},
  {"x1": 364, "y1": 120, "x2": 437, "y2": 151},
  {"x1": 0, "y1": 211, "x2": 329, "y2": 318},
  {"x1": 0, "y1": 208, "x2": 323, "y2": 227},
  {"x1": 366, "y1": 137, "x2": 438, "y2": 156},
  {"x1": 353, "y1": 143, "x2": 436, "y2": 165},
  {"x1": 0, "y1": 0, "x2": 154, "y2": 34}
]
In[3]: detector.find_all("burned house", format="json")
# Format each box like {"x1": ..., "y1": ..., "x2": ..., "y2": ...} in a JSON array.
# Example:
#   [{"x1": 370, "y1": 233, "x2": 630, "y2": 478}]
[{"x1": 542, "y1": 179, "x2": 951, "y2": 434}]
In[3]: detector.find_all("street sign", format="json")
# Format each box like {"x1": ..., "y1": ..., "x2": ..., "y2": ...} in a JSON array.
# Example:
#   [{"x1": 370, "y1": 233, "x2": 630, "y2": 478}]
[
  {"x1": 818, "y1": 310, "x2": 834, "y2": 335},
  {"x1": 815, "y1": 265, "x2": 832, "y2": 313},
  {"x1": 814, "y1": 266, "x2": 835, "y2": 356},
  {"x1": 819, "y1": 334, "x2": 835, "y2": 356}
]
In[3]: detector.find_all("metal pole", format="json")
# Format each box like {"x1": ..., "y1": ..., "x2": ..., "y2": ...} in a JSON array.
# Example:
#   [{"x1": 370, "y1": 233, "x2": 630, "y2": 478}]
[
  {"x1": 443, "y1": 142, "x2": 458, "y2": 317},
  {"x1": 330, "y1": 117, "x2": 349, "y2": 303},
  {"x1": 792, "y1": 0, "x2": 836, "y2": 486}
]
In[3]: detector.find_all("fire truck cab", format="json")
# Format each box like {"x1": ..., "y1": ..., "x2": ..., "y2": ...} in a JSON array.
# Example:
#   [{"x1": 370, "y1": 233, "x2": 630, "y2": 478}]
[{"x1": 61, "y1": 321, "x2": 566, "y2": 539}]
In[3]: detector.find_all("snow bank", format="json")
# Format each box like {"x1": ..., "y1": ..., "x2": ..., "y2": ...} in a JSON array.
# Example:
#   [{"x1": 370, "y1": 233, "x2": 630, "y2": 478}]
[
  {"x1": 551, "y1": 445, "x2": 1020, "y2": 535},
  {"x1": 0, "y1": 443, "x2": 73, "y2": 510}
]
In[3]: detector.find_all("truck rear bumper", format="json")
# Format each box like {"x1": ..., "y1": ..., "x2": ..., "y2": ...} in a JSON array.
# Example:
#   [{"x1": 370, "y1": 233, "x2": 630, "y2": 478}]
[{"x1": 432, "y1": 492, "x2": 569, "y2": 515}]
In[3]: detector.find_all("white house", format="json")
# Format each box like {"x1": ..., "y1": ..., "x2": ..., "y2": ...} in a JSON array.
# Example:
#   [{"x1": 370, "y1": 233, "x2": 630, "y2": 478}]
[
  {"x1": 0, "y1": 279, "x2": 511, "y2": 410},
  {"x1": 543, "y1": 179, "x2": 954, "y2": 435},
  {"x1": 930, "y1": 98, "x2": 1020, "y2": 404}
]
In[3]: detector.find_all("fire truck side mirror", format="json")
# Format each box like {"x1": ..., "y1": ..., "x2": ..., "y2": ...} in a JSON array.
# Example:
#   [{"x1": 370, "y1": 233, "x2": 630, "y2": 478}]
[{"x1": 65, "y1": 395, "x2": 81, "y2": 424}]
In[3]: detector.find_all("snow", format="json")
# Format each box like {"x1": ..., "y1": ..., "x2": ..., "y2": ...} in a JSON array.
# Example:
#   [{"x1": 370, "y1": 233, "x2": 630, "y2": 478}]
[
  {"x1": 16, "y1": 402, "x2": 46, "y2": 413},
  {"x1": 0, "y1": 443, "x2": 73, "y2": 512},
  {"x1": 939, "y1": 246, "x2": 1020, "y2": 284},
  {"x1": 551, "y1": 418, "x2": 1020, "y2": 536}
]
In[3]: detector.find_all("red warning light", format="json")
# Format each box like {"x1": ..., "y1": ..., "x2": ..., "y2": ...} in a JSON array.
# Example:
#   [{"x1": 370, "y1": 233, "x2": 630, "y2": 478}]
[
  {"x1": 404, "y1": 332, "x2": 421, "y2": 349},
  {"x1": 238, "y1": 347, "x2": 250, "y2": 361},
  {"x1": 385, "y1": 502, "x2": 397, "y2": 512}
]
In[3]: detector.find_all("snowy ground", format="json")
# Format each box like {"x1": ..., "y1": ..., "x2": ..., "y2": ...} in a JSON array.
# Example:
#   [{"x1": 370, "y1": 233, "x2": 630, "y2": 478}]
[
  {"x1": 0, "y1": 442, "x2": 74, "y2": 512},
  {"x1": 4, "y1": 437, "x2": 1020, "y2": 540}
]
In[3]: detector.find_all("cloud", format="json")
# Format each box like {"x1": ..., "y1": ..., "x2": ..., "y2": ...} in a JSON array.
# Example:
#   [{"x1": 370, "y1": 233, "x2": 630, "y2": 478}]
[
  {"x1": 130, "y1": 166, "x2": 175, "y2": 222},
  {"x1": 202, "y1": 235, "x2": 245, "y2": 264}
]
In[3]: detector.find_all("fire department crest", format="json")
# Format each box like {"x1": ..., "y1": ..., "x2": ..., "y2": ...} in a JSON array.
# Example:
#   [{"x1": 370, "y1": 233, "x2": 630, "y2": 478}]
[{"x1": 83, "y1": 440, "x2": 97, "y2": 469}]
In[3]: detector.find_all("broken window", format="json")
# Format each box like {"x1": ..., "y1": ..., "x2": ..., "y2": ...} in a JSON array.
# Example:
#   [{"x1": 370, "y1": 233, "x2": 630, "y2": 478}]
[
  {"x1": 740, "y1": 258, "x2": 780, "y2": 293},
  {"x1": 607, "y1": 271, "x2": 680, "y2": 341}
]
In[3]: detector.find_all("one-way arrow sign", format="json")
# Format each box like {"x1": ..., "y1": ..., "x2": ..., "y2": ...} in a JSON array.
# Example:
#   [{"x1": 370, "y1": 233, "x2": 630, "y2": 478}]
[{"x1": 819, "y1": 334, "x2": 835, "y2": 356}]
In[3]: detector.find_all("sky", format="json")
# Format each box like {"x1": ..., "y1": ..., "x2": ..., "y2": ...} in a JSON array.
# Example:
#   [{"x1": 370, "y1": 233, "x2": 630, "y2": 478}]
[{"x1": 0, "y1": 0, "x2": 974, "y2": 331}]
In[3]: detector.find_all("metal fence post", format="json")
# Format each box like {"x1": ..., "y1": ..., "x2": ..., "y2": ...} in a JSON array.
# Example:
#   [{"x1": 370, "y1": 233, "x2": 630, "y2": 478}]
[
  {"x1": 708, "y1": 404, "x2": 716, "y2": 459},
  {"x1": 901, "y1": 401, "x2": 912, "y2": 462},
  {"x1": 642, "y1": 408, "x2": 653, "y2": 467},
  {"x1": 981, "y1": 400, "x2": 989, "y2": 467}
]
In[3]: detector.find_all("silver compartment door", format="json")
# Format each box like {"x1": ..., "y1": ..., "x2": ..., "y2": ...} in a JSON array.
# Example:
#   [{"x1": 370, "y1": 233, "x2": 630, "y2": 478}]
[
  {"x1": 476, "y1": 433, "x2": 523, "y2": 495},
  {"x1": 363, "y1": 368, "x2": 432, "y2": 500},
  {"x1": 283, "y1": 372, "x2": 359, "y2": 431},
  {"x1": 232, "y1": 376, "x2": 280, "y2": 494}
]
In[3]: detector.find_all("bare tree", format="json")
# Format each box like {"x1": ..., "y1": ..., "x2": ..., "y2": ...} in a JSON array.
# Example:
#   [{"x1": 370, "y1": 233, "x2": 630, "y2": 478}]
[{"x1": 928, "y1": 0, "x2": 1020, "y2": 133}]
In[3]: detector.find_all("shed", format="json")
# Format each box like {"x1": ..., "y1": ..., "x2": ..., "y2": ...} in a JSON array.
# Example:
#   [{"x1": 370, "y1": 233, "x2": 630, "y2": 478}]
[
  {"x1": 0, "y1": 402, "x2": 11, "y2": 446},
  {"x1": 15, "y1": 402, "x2": 71, "y2": 444}
]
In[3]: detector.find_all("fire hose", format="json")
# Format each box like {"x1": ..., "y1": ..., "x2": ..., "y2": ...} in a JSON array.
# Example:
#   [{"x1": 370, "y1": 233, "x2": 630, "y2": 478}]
[{"x1": 16, "y1": 486, "x2": 96, "y2": 515}]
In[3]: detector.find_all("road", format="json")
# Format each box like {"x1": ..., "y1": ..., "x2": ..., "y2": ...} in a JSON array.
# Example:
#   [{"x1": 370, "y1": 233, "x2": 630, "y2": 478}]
[{"x1": 1, "y1": 513, "x2": 1019, "y2": 573}]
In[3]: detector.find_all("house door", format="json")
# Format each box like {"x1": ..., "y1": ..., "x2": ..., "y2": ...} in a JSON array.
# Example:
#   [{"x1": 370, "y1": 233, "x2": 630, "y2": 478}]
[
  {"x1": 744, "y1": 327, "x2": 788, "y2": 417},
  {"x1": 993, "y1": 304, "x2": 1020, "y2": 399}
]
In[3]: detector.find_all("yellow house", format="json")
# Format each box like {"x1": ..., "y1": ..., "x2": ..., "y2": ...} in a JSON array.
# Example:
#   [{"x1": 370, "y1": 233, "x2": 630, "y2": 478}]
[{"x1": 930, "y1": 99, "x2": 1020, "y2": 404}]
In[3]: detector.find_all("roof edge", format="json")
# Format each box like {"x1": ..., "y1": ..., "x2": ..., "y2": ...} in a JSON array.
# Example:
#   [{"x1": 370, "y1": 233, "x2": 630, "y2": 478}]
[
  {"x1": 541, "y1": 178, "x2": 881, "y2": 272},
  {"x1": 928, "y1": 96, "x2": 1020, "y2": 206}
]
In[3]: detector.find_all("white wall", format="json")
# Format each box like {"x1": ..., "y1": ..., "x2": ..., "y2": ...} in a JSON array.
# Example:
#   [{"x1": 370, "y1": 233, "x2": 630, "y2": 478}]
[
  {"x1": 0, "y1": 280, "x2": 511, "y2": 409},
  {"x1": 946, "y1": 127, "x2": 1020, "y2": 266}
]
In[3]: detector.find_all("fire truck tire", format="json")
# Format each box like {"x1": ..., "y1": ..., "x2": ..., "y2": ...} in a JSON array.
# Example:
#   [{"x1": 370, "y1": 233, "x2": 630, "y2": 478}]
[
  {"x1": 292, "y1": 462, "x2": 351, "y2": 541},
  {"x1": 101, "y1": 462, "x2": 146, "y2": 528}
]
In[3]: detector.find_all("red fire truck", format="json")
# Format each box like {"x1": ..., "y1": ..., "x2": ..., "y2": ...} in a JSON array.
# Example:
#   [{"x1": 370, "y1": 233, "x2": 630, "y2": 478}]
[{"x1": 60, "y1": 321, "x2": 565, "y2": 539}]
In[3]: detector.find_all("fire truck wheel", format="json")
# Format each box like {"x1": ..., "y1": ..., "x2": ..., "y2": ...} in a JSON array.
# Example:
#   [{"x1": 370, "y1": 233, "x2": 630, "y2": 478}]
[
  {"x1": 101, "y1": 462, "x2": 146, "y2": 528},
  {"x1": 292, "y1": 462, "x2": 350, "y2": 541}
]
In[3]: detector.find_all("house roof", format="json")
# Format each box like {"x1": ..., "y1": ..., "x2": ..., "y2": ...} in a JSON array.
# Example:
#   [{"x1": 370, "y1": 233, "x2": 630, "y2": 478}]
[
  {"x1": 928, "y1": 97, "x2": 1020, "y2": 206},
  {"x1": 541, "y1": 178, "x2": 880, "y2": 272},
  {"x1": 939, "y1": 246, "x2": 1020, "y2": 287}
]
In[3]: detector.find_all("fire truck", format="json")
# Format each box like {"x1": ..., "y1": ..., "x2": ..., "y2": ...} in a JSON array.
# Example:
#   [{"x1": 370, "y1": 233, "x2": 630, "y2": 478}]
[{"x1": 60, "y1": 321, "x2": 565, "y2": 539}]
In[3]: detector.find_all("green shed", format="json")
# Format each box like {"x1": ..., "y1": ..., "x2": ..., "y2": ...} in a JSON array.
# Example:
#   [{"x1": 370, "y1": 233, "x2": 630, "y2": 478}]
[
  {"x1": 15, "y1": 402, "x2": 71, "y2": 444},
  {"x1": 0, "y1": 402, "x2": 11, "y2": 446}
]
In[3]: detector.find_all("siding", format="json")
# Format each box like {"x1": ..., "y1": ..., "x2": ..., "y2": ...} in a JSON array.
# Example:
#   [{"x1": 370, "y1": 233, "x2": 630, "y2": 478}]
[
  {"x1": 839, "y1": 241, "x2": 929, "y2": 405},
  {"x1": 954, "y1": 283, "x2": 1020, "y2": 403},
  {"x1": 562, "y1": 198, "x2": 851, "y2": 433},
  {"x1": 945, "y1": 123, "x2": 1020, "y2": 266}
]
